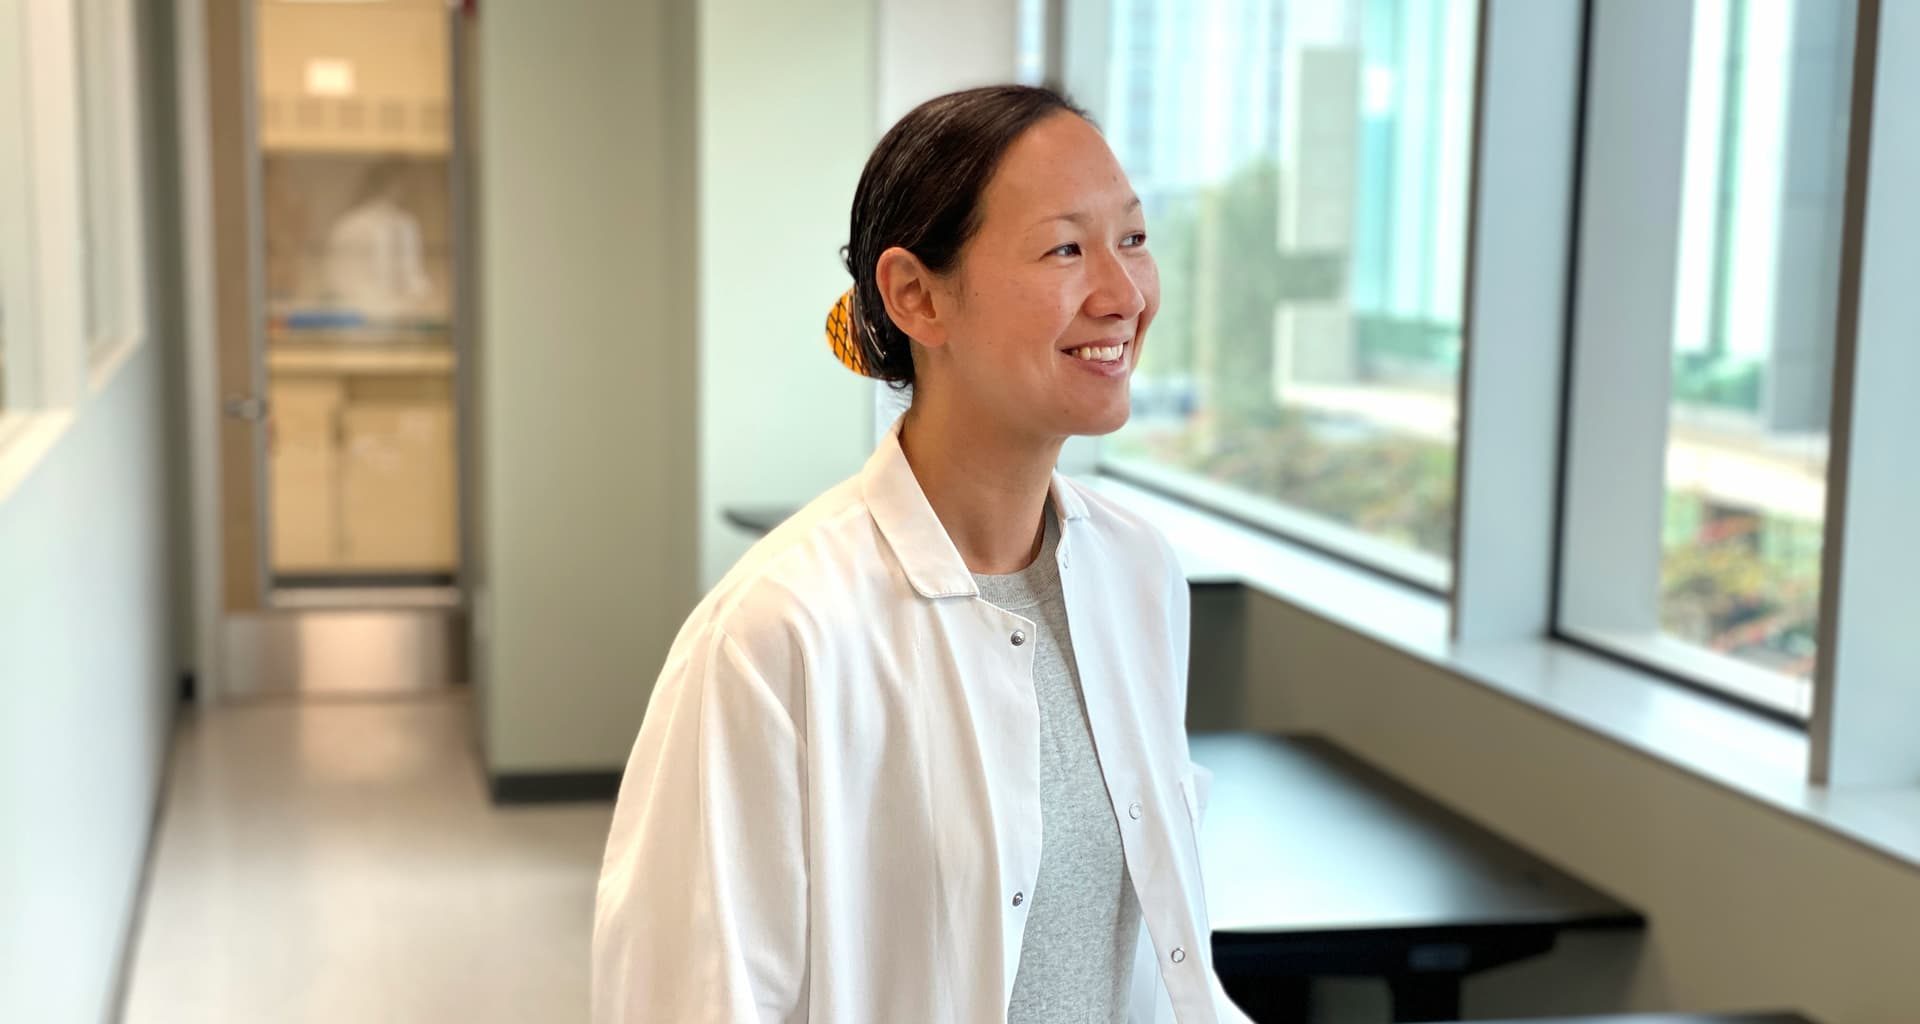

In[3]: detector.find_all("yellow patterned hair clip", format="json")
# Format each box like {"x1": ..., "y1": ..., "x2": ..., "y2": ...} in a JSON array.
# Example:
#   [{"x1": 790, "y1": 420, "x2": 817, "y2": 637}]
[{"x1": 826, "y1": 287, "x2": 876, "y2": 378}]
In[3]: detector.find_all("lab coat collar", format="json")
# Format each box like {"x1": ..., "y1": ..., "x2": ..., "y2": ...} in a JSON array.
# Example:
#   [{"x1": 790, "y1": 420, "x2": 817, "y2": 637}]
[{"x1": 861, "y1": 415, "x2": 1091, "y2": 600}]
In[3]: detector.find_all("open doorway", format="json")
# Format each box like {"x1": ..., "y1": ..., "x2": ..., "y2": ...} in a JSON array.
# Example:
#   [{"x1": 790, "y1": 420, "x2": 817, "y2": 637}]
[
  {"x1": 256, "y1": 0, "x2": 462, "y2": 599},
  {"x1": 186, "y1": 0, "x2": 476, "y2": 698}
]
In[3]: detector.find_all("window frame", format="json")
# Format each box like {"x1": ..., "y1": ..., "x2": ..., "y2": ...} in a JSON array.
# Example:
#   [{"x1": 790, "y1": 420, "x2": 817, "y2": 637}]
[
  {"x1": 1448, "y1": 0, "x2": 1584, "y2": 648},
  {"x1": 1806, "y1": 0, "x2": 1920, "y2": 786}
]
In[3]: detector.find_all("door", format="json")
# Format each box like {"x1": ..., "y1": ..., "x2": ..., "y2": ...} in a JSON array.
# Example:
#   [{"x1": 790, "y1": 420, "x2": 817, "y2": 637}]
[
  {"x1": 267, "y1": 375, "x2": 343, "y2": 571},
  {"x1": 207, "y1": 0, "x2": 269, "y2": 615}
]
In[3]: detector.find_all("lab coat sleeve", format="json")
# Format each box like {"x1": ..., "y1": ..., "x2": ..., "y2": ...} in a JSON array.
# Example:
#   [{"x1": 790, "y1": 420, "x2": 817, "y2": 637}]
[{"x1": 592, "y1": 625, "x2": 809, "y2": 1024}]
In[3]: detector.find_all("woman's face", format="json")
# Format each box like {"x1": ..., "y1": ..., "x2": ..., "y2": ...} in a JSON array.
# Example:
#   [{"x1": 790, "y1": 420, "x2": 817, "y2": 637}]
[{"x1": 924, "y1": 112, "x2": 1159, "y2": 442}]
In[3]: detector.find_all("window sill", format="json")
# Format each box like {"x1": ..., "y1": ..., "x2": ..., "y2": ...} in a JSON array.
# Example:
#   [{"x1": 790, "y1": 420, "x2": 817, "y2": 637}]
[
  {"x1": 1088, "y1": 471, "x2": 1920, "y2": 876},
  {"x1": 1563, "y1": 625, "x2": 1814, "y2": 723},
  {"x1": 0, "y1": 410, "x2": 76, "y2": 505},
  {"x1": 1099, "y1": 453, "x2": 1452, "y2": 592}
]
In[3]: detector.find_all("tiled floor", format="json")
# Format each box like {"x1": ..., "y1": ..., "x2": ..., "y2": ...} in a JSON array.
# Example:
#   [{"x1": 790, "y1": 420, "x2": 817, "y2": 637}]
[{"x1": 120, "y1": 694, "x2": 612, "y2": 1023}]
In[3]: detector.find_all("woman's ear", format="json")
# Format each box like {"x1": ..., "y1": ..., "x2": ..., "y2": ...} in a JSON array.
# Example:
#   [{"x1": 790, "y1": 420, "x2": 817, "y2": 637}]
[{"x1": 875, "y1": 247, "x2": 950, "y2": 351}]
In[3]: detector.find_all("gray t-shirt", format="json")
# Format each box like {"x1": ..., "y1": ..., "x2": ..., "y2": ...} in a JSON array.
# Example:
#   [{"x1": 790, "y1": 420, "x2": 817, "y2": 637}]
[{"x1": 973, "y1": 504, "x2": 1142, "y2": 1024}]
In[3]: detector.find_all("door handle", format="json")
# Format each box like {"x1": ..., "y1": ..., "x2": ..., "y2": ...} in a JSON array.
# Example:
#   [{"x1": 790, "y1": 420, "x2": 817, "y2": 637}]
[{"x1": 224, "y1": 395, "x2": 269, "y2": 422}]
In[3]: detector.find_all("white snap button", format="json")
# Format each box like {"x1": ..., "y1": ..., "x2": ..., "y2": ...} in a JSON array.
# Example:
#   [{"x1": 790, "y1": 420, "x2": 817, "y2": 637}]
[
  {"x1": 1011, "y1": 892, "x2": 1024, "y2": 907},
  {"x1": 1128, "y1": 801, "x2": 1142, "y2": 820},
  {"x1": 1170, "y1": 947, "x2": 1186, "y2": 964},
  {"x1": 1010, "y1": 629, "x2": 1026, "y2": 647}
]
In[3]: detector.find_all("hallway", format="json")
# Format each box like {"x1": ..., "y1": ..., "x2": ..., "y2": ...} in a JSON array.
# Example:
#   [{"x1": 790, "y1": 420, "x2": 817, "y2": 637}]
[{"x1": 120, "y1": 695, "x2": 610, "y2": 1023}]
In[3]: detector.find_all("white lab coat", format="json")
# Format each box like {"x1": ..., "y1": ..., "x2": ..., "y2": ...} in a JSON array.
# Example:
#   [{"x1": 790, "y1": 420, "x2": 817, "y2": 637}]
[
  {"x1": 324, "y1": 195, "x2": 433, "y2": 319},
  {"x1": 593, "y1": 420, "x2": 1253, "y2": 1023}
]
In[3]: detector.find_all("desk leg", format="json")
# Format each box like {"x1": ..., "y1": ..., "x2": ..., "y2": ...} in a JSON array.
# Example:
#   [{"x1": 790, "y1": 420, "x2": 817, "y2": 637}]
[{"x1": 1386, "y1": 975, "x2": 1461, "y2": 1022}]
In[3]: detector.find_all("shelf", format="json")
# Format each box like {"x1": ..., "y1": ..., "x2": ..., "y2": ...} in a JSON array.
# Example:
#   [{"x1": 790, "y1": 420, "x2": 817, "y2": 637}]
[
  {"x1": 261, "y1": 140, "x2": 450, "y2": 158},
  {"x1": 268, "y1": 344, "x2": 454, "y2": 376}
]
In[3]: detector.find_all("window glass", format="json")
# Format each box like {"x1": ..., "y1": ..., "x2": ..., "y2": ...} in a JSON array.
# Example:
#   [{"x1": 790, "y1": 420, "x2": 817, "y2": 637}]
[
  {"x1": 1073, "y1": 0, "x2": 1478, "y2": 586},
  {"x1": 1658, "y1": 0, "x2": 1848, "y2": 695}
]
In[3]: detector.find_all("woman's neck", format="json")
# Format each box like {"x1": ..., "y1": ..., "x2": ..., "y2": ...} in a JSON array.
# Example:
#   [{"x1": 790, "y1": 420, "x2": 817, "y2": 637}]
[{"x1": 898, "y1": 400, "x2": 1064, "y2": 576}]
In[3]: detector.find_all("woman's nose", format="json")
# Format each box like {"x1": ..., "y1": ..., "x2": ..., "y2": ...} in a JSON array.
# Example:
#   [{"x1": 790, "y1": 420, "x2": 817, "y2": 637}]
[{"x1": 1088, "y1": 250, "x2": 1147, "y2": 320}]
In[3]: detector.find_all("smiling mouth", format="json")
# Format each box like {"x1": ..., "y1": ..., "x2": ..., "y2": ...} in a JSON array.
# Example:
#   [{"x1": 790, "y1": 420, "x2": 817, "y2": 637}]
[{"x1": 1064, "y1": 340, "x2": 1129, "y2": 362}]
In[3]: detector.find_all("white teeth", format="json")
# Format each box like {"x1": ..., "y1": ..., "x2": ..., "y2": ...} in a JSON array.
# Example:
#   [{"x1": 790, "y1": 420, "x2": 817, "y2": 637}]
[{"x1": 1070, "y1": 343, "x2": 1125, "y2": 362}]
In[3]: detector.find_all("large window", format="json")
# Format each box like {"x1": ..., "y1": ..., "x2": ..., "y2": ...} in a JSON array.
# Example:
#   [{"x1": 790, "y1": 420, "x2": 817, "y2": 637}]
[
  {"x1": 1049, "y1": 0, "x2": 1914, "y2": 741},
  {"x1": 0, "y1": 0, "x2": 149, "y2": 459},
  {"x1": 1561, "y1": 0, "x2": 1853, "y2": 718},
  {"x1": 75, "y1": 0, "x2": 145, "y2": 364},
  {"x1": 1065, "y1": 0, "x2": 1478, "y2": 588}
]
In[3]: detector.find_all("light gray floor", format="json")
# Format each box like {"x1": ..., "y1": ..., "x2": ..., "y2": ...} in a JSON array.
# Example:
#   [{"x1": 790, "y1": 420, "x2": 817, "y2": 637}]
[{"x1": 120, "y1": 694, "x2": 612, "y2": 1023}]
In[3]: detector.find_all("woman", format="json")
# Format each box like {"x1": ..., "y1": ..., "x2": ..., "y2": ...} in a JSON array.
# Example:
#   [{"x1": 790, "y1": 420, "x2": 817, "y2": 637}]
[{"x1": 593, "y1": 85, "x2": 1249, "y2": 1024}]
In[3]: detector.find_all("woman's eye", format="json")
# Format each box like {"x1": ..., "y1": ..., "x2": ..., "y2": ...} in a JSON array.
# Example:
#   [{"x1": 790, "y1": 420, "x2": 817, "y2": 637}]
[
  {"x1": 1122, "y1": 232, "x2": 1148, "y2": 248},
  {"x1": 1049, "y1": 242, "x2": 1082, "y2": 258}
]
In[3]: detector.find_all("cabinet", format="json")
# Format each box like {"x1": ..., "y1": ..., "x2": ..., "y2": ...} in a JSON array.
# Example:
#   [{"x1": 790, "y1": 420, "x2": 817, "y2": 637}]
[
  {"x1": 256, "y1": 0, "x2": 449, "y2": 155},
  {"x1": 339, "y1": 378, "x2": 457, "y2": 571},
  {"x1": 268, "y1": 376, "x2": 344, "y2": 570},
  {"x1": 268, "y1": 345, "x2": 457, "y2": 577}
]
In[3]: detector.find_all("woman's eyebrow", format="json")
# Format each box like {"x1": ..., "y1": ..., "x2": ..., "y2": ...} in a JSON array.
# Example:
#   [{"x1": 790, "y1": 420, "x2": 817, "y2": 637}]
[{"x1": 1030, "y1": 196, "x2": 1145, "y2": 229}]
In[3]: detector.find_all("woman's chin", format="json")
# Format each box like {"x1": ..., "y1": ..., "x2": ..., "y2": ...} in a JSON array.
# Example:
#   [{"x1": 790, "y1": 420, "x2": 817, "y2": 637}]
[{"x1": 1070, "y1": 396, "x2": 1132, "y2": 438}]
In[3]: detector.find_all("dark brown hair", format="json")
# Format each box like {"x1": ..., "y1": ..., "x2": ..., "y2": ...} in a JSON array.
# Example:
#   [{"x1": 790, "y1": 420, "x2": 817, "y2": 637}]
[{"x1": 841, "y1": 84, "x2": 1091, "y2": 388}]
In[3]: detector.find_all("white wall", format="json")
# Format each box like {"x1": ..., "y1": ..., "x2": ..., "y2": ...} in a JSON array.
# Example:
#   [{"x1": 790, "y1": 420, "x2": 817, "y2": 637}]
[
  {"x1": 868, "y1": 0, "x2": 1109, "y2": 474},
  {"x1": 471, "y1": 0, "x2": 1057, "y2": 780},
  {"x1": 0, "y1": 346, "x2": 180, "y2": 1023},
  {"x1": 875, "y1": 0, "x2": 1023, "y2": 127},
  {"x1": 1223, "y1": 590, "x2": 1920, "y2": 1022},
  {"x1": 475, "y1": 0, "x2": 1037, "y2": 772},
  {"x1": 474, "y1": 0, "x2": 700, "y2": 774},
  {"x1": 696, "y1": 0, "x2": 1061, "y2": 588},
  {"x1": 0, "y1": 2, "x2": 184, "y2": 1017},
  {"x1": 696, "y1": 0, "x2": 878, "y2": 589}
]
